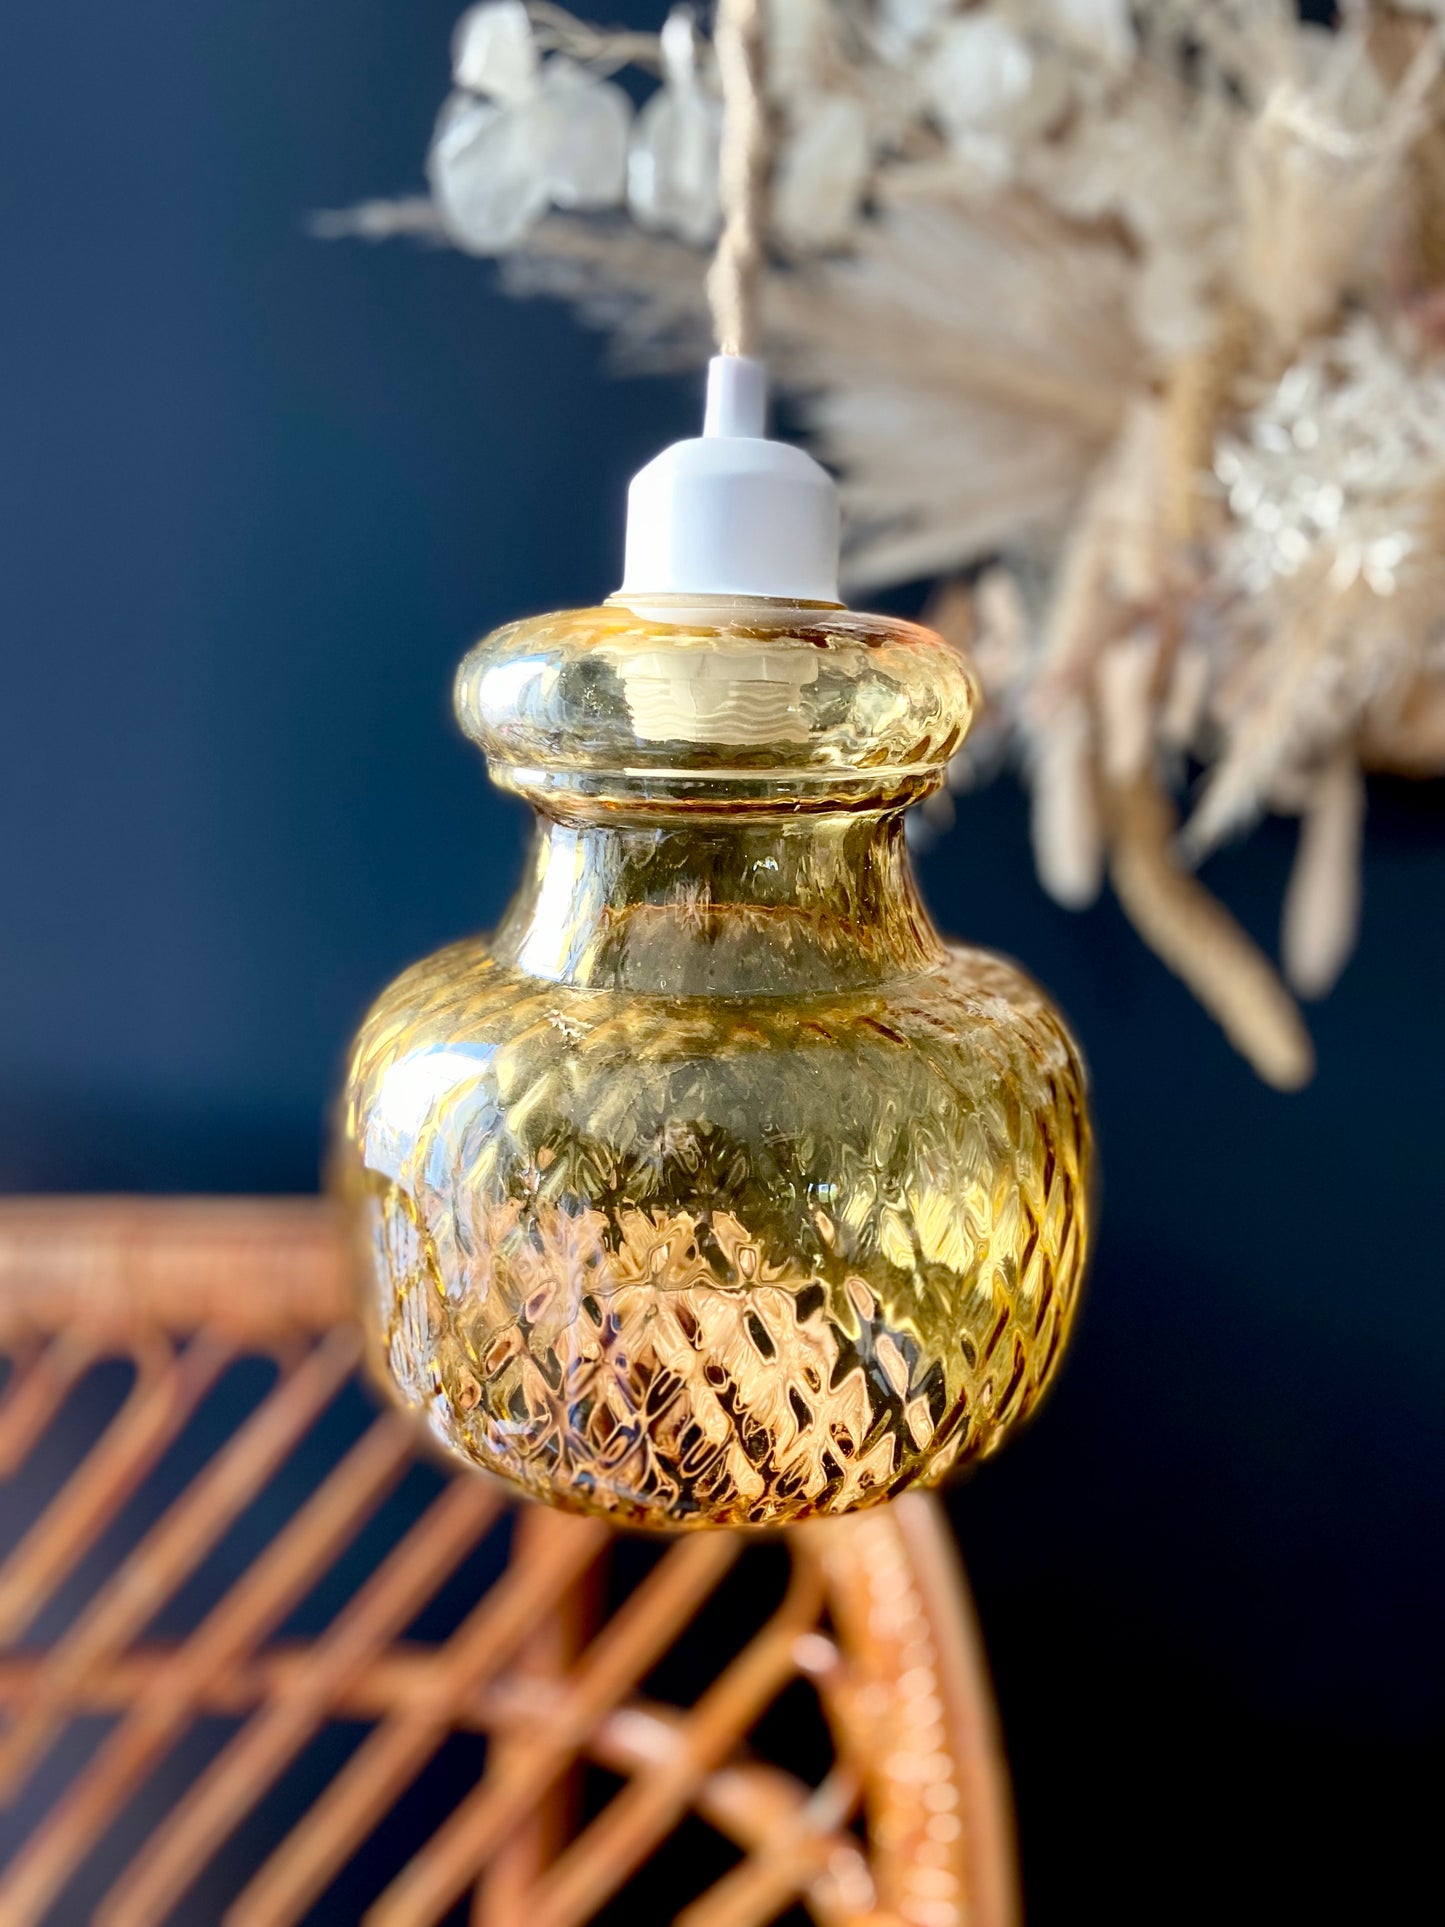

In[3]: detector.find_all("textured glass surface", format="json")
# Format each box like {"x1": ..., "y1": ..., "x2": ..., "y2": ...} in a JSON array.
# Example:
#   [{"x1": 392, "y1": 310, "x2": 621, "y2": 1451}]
[{"x1": 336, "y1": 599, "x2": 1093, "y2": 1528}]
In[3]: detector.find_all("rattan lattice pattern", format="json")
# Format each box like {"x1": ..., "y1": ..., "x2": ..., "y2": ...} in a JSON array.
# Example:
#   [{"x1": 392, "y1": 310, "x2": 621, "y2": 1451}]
[{"x1": 0, "y1": 1199, "x2": 1016, "y2": 1927}]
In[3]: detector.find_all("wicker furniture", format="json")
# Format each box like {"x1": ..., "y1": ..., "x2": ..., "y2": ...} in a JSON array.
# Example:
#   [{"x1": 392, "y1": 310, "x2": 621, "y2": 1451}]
[{"x1": 0, "y1": 1198, "x2": 1016, "y2": 1926}]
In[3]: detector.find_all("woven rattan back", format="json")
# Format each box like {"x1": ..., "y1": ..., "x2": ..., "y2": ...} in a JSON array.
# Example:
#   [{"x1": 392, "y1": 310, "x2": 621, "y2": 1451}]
[{"x1": 0, "y1": 1198, "x2": 1016, "y2": 1927}]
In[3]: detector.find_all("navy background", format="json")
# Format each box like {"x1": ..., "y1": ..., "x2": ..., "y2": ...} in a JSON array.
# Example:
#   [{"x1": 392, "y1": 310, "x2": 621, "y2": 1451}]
[{"x1": 1, "y1": 3, "x2": 1441, "y2": 1920}]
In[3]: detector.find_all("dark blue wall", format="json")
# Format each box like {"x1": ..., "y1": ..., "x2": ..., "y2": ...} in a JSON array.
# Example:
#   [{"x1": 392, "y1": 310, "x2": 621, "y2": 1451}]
[{"x1": 2, "y1": 4, "x2": 1441, "y2": 1921}]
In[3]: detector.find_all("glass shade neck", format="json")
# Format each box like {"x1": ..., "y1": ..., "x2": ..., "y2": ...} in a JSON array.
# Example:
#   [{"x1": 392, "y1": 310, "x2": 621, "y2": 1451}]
[
  {"x1": 491, "y1": 811, "x2": 945, "y2": 996},
  {"x1": 460, "y1": 597, "x2": 976, "y2": 996}
]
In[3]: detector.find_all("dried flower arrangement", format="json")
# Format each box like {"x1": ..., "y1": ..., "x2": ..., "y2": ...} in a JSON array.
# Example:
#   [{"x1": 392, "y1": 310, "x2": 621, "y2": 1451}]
[{"x1": 328, "y1": 0, "x2": 1445, "y2": 1086}]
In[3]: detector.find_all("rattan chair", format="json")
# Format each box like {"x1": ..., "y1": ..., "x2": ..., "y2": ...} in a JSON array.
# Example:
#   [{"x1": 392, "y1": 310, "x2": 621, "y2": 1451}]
[{"x1": 0, "y1": 1197, "x2": 1016, "y2": 1927}]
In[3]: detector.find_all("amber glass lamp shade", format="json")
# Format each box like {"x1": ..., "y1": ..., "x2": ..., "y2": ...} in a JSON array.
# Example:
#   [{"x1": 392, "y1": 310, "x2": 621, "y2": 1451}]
[{"x1": 335, "y1": 596, "x2": 1093, "y2": 1528}]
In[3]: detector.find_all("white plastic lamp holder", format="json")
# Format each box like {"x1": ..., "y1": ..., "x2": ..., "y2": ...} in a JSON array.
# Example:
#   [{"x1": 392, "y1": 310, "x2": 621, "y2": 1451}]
[{"x1": 617, "y1": 356, "x2": 842, "y2": 604}]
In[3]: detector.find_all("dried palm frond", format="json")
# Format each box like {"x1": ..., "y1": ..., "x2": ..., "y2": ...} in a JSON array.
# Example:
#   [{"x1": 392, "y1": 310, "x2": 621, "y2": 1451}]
[{"x1": 772, "y1": 199, "x2": 1137, "y2": 584}]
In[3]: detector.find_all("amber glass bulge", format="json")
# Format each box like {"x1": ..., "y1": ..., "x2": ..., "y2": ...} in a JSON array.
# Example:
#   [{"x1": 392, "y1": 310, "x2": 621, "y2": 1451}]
[{"x1": 336, "y1": 599, "x2": 1093, "y2": 1528}]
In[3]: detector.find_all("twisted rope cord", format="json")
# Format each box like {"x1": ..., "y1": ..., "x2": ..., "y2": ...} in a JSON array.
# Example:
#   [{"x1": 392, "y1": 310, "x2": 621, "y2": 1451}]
[{"x1": 707, "y1": 0, "x2": 770, "y2": 358}]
